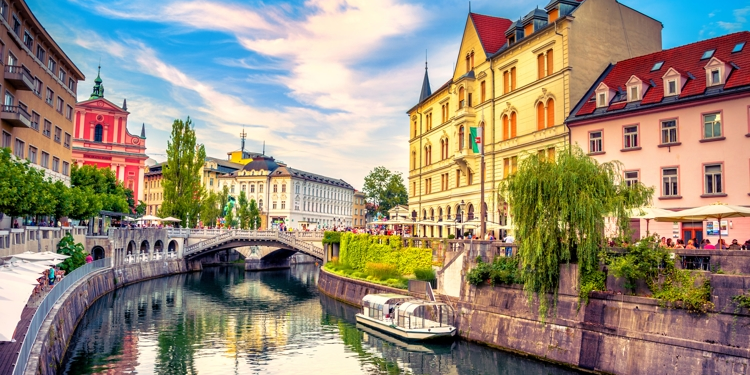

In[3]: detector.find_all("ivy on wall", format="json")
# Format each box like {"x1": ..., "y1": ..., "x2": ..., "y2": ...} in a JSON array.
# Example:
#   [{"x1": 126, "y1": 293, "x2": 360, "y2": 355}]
[{"x1": 338, "y1": 233, "x2": 432, "y2": 276}]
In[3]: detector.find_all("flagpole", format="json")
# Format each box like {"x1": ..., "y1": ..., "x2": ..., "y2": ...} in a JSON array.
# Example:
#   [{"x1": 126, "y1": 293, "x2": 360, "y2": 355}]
[{"x1": 479, "y1": 124, "x2": 486, "y2": 239}]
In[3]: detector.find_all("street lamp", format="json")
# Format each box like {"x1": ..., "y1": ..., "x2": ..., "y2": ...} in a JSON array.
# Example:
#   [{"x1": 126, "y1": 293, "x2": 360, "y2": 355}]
[{"x1": 458, "y1": 200, "x2": 466, "y2": 239}]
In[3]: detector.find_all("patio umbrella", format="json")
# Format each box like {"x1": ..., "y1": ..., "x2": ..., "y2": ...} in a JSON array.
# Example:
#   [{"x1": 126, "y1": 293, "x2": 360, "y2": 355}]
[
  {"x1": 140, "y1": 215, "x2": 161, "y2": 221},
  {"x1": 655, "y1": 203, "x2": 750, "y2": 245},
  {"x1": 160, "y1": 217, "x2": 182, "y2": 222},
  {"x1": 629, "y1": 206, "x2": 675, "y2": 234}
]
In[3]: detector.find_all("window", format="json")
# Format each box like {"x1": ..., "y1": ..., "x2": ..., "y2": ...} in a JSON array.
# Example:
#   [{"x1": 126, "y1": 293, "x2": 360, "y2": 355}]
[
  {"x1": 425, "y1": 178, "x2": 431, "y2": 194},
  {"x1": 661, "y1": 120, "x2": 678, "y2": 144},
  {"x1": 503, "y1": 157, "x2": 518, "y2": 178},
  {"x1": 546, "y1": 99, "x2": 554, "y2": 128},
  {"x1": 30, "y1": 112, "x2": 40, "y2": 131},
  {"x1": 733, "y1": 42, "x2": 746, "y2": 53},
  {"x1": 503, "y1": 70, "x2": 509, "y2": 94},
  {"x1": 1, "y1": 131, "x2": 9, "y2": 149},
  {"x1": 510, "y1": 112, "x2": 517, "y2": 138},
  {"x1": 273, "y1": 184, "x2": 278, "y2": 193},
  {"x1": 629, "y1": 86, "x2": 639, "y2": 101},
  {"x1": 702, "y1": 112, "x2": 722, "y2": 139},
  {"x1": 11, "y1": 14, "x2": 19, "y2": 35},
  {"x1": 502, "y1": 115, "x2": 509, "y2": 140},
  {"x1": 458, "y1": 87, "x2": 465, "y2": 108},
  {"x1": 456, "y1": 170, "x2": 461, "y2": 188},
  {"x1": 667, "y1": 80, "x2": 676, "y2": 95},
  {"x1": 662, "y1": 168, "x2": 679, "y2": 197},
  {"x1": 94, "y1": 124, "x2": 103, "y2": 142},
  {"x1": 48, "y1": 57, "x2": 56, "y2": 72},
  {"x1": 36, "y1": 45, "x2": 45, "y2": 62},
  {"x1": 623, "y1": 125, "x2": 638, "y2": 149},
  {"x1": 23, "y1": 31, "x2": 33, "y2": 50},
  {"x1": 282, "y1": 184, "x2": 286, "y2": 193},
  {"x1": 459, "y1": 126, "x2": 465, "y2": 149},
  {"x1": 40, "y1": 152, "x2": 49, "y2": 168},
  {"x1": 589, "y1": 131, "x2": 603, "y2": 153},
  {"x1": 27, "y1": 146, "x2": 36, "y2": 163},
  {"x1": 546, "y1": 49, "x2": 554, "y2": 76},
  {"x1": 596, "y1": 93, "x2": 606, "y2": 108},
  {"x1": 62, "y1": 161, "x2": 69, "y2": 176},
  {"x1": 272, "y1": 201, "x2": 277, "y2": 209},
  {"x1": 536, "y1": 102, "x2": 544, "y2": 130},
  {"x1": 209, "y1": 177, "x2": 214, "y2": 186},
  {"x1": 52, "y1": 157, "x2": 59, "y2": 173},
  {"x1": 65, "y1": 105, "x2": 73, "y2": 120},
  {"x1": 45, "y1": 88, "x2": 53, "y2": 105},
  {"x1": 68, "y1": 78, "x2": 75, "y2": 92},
  {"x1": 64, "y1": 133, "x2": 70, "y2": 148},
  {"x1": 58, "y1": 68, "x2": 66, "y2": 82},
  {"x1": 710, "y1": 69, "x2": 720, "y2": 85},
  {"x1": 259, "y1": 184, "x2": 263, "y2": 193},
  {"x1": 43, "y1": 120, "x2": 51, "y2": 137},
  {"x1": 281, "y1": 201, "x2": 286, "y2": 209},
  {"x1": 14, "y1": 139, "x2": 24, "y2": 158},
  {"x1": 624, "y1": 171, "x2": 639, "y2": 187},
  {"x1": 701, "y1": 49, "x2": 715, "y2": 60},
  {"x1": 56, "y1": 97, "x2": 63, "y2": 113},
  {"x1": 4, "y1": 90, "x2": 13, "y2": 107},
  {"x1": 33, "y1": 77, "x2": 42, "y2": 96},
  {"x1": 0, "y1": 1, "x2": 7, "y2": 19},
  {"x1": 651, "y1": 61, "x2": 664, "y2": 71},
  {"x1": 480, "y1": 81, "x2": 486, "y2": 102},
  {"x1": 704, "y1": 164, "x2": 723, "y2": 195},
  {"x1": 510, "y1": 67, "x2": 516, "y2": 90},
  {"x1": 468, "y1": 93, "x2": 472, "y2": 107},
  {"x1": 537, "y1": 54, "x2": 545, "y2": 79}
]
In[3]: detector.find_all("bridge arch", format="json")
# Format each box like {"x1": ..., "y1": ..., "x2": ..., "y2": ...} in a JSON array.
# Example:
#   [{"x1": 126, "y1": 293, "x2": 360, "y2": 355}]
[
  {"x1": 168, "y1": 240, "x2": 178, "y2": 254},
  {"x1": 154, "y1": 240, "x2": 164, "y2": 254},
  {"x1": 126, "y1": 240, "x2": 136, "y2": 255},
  {"x1": 92, "y1": 246, "x2": 105, "y2": 260},
  {"x1": 140, "y1": 240, "x2": 150, "y2": 254}
]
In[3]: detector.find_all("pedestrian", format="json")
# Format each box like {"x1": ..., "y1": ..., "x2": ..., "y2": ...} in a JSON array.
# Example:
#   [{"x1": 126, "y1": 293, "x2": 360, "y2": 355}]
[
  {"x1": 48, "y1": 266, "x2": 56, "y2": 288},
  {"x1": 703, "y1": 239, "x2": 715, "y2": 250},
  {"x1": 728, "y1": 239, "x2": 741, "y2": 250},
  {"x1": 85, "y1": 254, "x2": 93, "y2": 263}
]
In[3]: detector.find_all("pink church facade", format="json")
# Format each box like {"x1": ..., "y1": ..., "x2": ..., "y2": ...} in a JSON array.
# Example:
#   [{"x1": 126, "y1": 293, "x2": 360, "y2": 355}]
[
  {"x1": 568, "y1": 32, "x2": 750, "y2": 245},
  {"x1": 72, "y1": 70, "x2": 148, "y2": 202}
]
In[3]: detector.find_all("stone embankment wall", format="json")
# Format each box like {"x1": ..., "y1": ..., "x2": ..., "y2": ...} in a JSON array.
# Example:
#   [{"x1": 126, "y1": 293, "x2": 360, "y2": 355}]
[
  {"x1": 25, "y1": 260, "x2": 189, "y2": 375},
  {"x1": 318, "y1": 266, "x2": 750, "y2": 374}
]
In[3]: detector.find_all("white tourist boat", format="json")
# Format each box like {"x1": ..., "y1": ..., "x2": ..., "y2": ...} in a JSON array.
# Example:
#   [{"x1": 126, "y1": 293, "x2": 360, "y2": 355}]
[{"x1": 355, "y1": 293, "x2": 456, "y2": 341}]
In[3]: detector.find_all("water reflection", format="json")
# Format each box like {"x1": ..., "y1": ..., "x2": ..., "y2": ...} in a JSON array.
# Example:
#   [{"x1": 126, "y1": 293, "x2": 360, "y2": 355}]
[{"x1": 62, "y1": 265, "x2": 581, "y2": 375}]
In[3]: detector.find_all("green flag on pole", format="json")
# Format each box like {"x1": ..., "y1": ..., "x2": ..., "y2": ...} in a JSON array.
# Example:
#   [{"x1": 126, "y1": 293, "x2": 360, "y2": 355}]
[{"x1": 470, "y1": 127, "x2": 482, "y2": 154}]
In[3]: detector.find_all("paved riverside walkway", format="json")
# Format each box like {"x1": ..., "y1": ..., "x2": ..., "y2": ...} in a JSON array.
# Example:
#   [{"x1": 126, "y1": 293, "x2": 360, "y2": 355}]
[{"x1": 0, "y1": 305, "x2": 36, "y2": 375}]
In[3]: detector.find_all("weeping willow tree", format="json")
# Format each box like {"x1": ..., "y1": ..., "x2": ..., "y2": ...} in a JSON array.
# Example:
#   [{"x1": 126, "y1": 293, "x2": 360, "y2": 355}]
[{"x1": 501, "y1": 145, "x2": 653, "y2": 318}]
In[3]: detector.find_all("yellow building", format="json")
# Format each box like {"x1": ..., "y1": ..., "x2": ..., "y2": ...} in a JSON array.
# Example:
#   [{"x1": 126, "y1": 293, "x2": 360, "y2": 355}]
[
  {"x1": 407, "y1": 0, "x2": 662, "y2": 238},
  {"x1": 352, "y1": 190, "x2": 366, "y2": 228}
]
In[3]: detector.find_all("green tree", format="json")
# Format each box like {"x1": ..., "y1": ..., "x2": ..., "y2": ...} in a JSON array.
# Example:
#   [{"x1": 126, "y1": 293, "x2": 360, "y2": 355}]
[
  {"x1": 135, "y1": 201, "x2": 147, "y2": 216},
  {"x1": 224, "y1": 209, "x2": 236, "y2": 228},
  {"x1": 70, "y1": 164, "x2": 129, "y2": 215},
  {"x1": 237, "y1": 191, "x2": 250, "y2": 229},
  {"x1": 248, "y1": 199, "x2": 261, "y2": 229},
  {"x1": 199, "y1": 190, "x2": 221, "y2": 228},
  {"x1": 68, "y1": 186, "x2": 102, "y2": 221},
  {"x1": 0, "y1": 149, "x2": 38, "y2": 223},
  {"x1": 57, "y1": 233, "x2": 87, "y2": 272},
  {"x1": 161, "y1": 117, "x2": 206, "y2": 228},
  {"x1": 501, "y1": 146, "x2": 652, "y2": 318},
  {"x1": 362, "y1": 166, "x2": 408, "y2": 217},
  {"x1": 52, "y1": 181, "x2": 73, "y2": 220}
]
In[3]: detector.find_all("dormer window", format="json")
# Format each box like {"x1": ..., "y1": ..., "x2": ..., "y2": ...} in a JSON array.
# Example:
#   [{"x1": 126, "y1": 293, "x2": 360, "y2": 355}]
[
  {"x1": 732, "y1": 42, "x2": 745, "y2": 53},
  {"x1": 711, "y1": 69, "x2": 721, "y2": 85},
  {"x1": 597, "y1": 93, "x2": 606, "y2": 107},
  {"x1": 667, "y1": 80, "x2": 676, "y2": 95},
  {"x1": 594, "y1": 82, "x2": 614, "y2": 108},
  {"x1": 629, "y1": 86, "x2": 639, "y2": 101},
  {"x1": 701, "y1": 49, "x2": 715, "y2": 60}
]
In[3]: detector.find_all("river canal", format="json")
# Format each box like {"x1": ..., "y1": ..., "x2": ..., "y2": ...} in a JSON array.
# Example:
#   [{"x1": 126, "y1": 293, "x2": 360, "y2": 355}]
[{"x1": 61, "y1": 265, "x2": 582, "y2": 374}]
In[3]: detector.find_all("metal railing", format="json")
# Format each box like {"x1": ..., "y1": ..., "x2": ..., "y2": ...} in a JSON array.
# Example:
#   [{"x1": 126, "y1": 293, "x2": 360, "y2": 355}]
[{"x1": 13, "y1": 257, "x2": 111, "y2": 375}]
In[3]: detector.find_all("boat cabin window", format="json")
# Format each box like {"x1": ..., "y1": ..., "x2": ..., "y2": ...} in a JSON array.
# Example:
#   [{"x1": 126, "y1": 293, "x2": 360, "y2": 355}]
[{"x1": 397, "y1": 302, "x2": 454, "y2": 329}]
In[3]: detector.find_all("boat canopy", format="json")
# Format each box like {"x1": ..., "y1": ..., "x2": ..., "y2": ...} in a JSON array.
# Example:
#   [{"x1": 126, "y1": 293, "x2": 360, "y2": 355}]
[
  {"x1": 396, "y1": 301, "x2": 454, "y2": 329},
  {"x1": 362, "y1": 293, "x2": 414, "y2": 308}
]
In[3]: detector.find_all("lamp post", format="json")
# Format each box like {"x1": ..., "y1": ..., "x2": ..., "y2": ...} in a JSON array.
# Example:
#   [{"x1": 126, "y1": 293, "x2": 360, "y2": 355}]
[
  {"x1": 458, "y1": 199, "x2": 466, "y2": 239},
  {"x1": 395, "y1": 206, "x2": 400, "y2": 235}
]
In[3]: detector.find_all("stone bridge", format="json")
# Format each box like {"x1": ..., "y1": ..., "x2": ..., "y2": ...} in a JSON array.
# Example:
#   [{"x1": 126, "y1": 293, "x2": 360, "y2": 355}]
[{"x1": 168, "y1": 229, "x2": 328, "y2": 271}]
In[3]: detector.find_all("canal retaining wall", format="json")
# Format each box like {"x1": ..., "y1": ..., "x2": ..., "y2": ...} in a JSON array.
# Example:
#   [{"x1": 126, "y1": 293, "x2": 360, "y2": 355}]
[
  {"x1": 24, "y1": 259, "x2": 188, "y2": 375},
  {"x1": 318, "y1": 268, "x2": 750, "y2": 375}
]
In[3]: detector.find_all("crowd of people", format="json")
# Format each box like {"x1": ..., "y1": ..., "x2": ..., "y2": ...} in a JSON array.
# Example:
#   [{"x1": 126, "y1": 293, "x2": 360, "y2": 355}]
[
  {"x1": 660, "y1": 237, "x2": 750, "y2": 250},
  {"x1": 33, "y1": 266, "x2": 65, "y2": 297}
]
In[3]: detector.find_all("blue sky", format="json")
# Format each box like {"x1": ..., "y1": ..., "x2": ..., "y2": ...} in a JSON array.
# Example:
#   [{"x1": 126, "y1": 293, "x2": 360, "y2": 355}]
[{"x1": 27, "y1": 0, "x2": 749, "y2": 190}]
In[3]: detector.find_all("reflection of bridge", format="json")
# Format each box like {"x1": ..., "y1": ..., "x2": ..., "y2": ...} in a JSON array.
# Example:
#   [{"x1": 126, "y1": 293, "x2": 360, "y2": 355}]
[{"x1": 167, "y1": 229, "x2": 328, "y2": 271}]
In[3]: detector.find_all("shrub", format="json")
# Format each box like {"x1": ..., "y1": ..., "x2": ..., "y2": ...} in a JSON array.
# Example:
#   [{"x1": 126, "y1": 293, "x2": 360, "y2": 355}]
[
  {"x1": 365, "y1": 262, "x2": 400, "y2": 281},
  {"x1": 322, "y1": 231, "x2": 341, "y2": 244},
  {"x1": 414, "y1": 267, "x2": 436, "y2": 281},
  {"x1": 467, "y1": 256, "x2": 522, "y2": 286}
]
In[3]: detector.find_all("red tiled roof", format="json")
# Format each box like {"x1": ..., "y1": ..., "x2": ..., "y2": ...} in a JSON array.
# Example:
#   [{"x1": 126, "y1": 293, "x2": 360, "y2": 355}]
[
  {"x1": 573, "y1": 32, "x2": 750, "y2": 118},
  {"x1": 470, "y1": 13, "x2": 513, "y2": 55}
]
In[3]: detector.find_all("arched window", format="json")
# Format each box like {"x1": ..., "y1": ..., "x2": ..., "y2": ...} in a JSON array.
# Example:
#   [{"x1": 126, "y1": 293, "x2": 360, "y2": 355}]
[
  {"x1": 470, "y1": 51, "x2": 475, "y2": 70},
  {"x1": 447, "y1": 206, "x2": 452, "y2": 220},
  {"x1": 438, "y1": 207, "x2": 443, "y2": 220},
  {"x1": 94, "y1": 124, "x2": 103, "y2": 142},
  {"x1": 422, "y1": 209, "x2": 427, "y2": 220},
  {"x1": 430, "y1": 208, "x2": 434, "y2": 220},
  {"x1": 502, "y1": 115, "x2": 509, "y2": 140},
  {"x1": 510, "y1": 112, "x2": 517, "y2": 138},
  {"x1": 412, "y1": 151, "x2": 416, "y2": 169},
  {"x1": 546, "y1": 98, "x2": 555, "y2": 128},
  {"x1": 459, "y1": 126, "x2": 465, "y2": 149},
  {"x1": 458, "y1": 87, "x2": 466, "y2": 108},
  {"x1": 467, "y1": 204, "x2": 475, "y2": 221},
  {"x1": 537, "y1": 102, "x2": 545, "y2": 130},
  {"x1": 444, "y1": 137, "x2": 449, "y2": 158}
]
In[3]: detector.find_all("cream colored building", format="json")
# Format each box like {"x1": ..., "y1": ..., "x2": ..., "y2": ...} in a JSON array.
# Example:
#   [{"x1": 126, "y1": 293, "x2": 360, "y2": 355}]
[
  {"x1": 218, "y1": 155, "x2": 354, "y2": 230},
  {"x1": 407, "y1": 0, "x2": 662, "y2": 238},
  {"x1": 352, "y1": 190, "x2": 366, "y2": 228}
]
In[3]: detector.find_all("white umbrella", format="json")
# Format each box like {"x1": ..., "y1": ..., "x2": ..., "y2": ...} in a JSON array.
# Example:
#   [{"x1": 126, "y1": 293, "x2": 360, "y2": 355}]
[
  {"x1": 140, "y1": 215, "x2": 161, "y2": 221},
  {"x1": 11, "y1": 252, "x2": 68, "y2": 261},
  {"x1": 630, "y1": 206, "x2": 675, "y2": 234},
  {"x1": 0, "y1": 270, "x2": 39, "y2": 285},
  {"x1": 160, "y1": 217, "x2": 182, "y2": 222},
  {"x1": 0, "y1": 301, "x2": 27, "y2": 341},
  {"x1": 655, "y1": 203, "x2": 750, "y2": 245}
]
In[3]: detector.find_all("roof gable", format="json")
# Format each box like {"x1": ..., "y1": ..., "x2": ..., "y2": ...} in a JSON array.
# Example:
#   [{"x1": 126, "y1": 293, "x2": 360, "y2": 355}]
[
  {"x1": 470, "y1": 13, "x2": 513, "y2": 55},
  {"x1": 76, "y1": 97, "x2": 128, "y2": 113}
]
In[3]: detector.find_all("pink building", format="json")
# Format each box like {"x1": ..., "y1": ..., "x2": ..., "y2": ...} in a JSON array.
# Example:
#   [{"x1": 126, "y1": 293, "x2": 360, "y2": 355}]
[
  {"x1": 72, "y1": 68, "x2": 148, "y2": 202},
  {"x1": 568, "y1": 32, "x2": 750, "y2": 245}
]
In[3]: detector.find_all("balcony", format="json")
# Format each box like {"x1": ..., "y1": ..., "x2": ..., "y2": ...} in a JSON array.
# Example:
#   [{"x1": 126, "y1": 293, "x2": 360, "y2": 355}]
[
  {"x1": 4, "y1": 65, "x2": 34, "y2": 91},
  {"x1": 1, "y1": 105, "x2": 32, "y2": 128}
]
